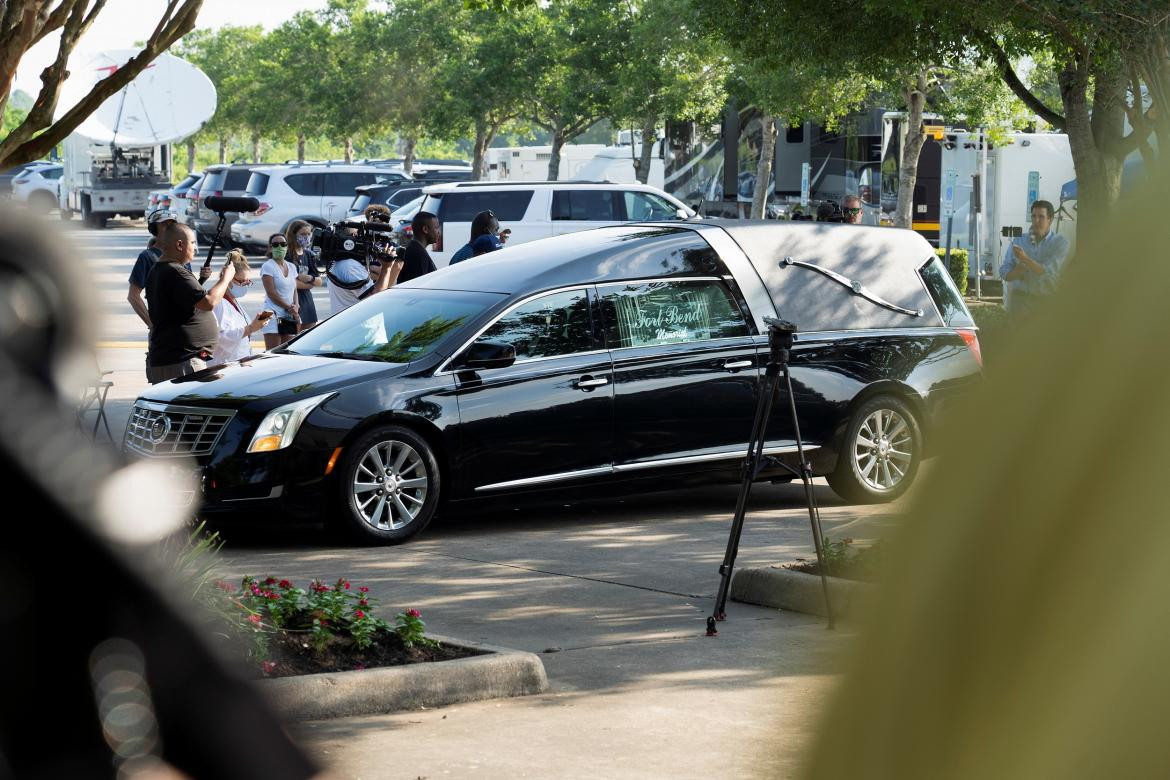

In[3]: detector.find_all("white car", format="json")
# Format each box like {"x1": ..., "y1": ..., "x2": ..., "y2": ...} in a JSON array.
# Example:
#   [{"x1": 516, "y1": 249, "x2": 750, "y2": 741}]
[
  {"x1": 12, "y1": 163, "x2": 63, "y2": 211},
  {"x1": 230, "y1": 164, "x2": 406, "y2": 253},
  {"x1": 146, "y1": 173, "x2": 202, "y2": 220},
  {"x1": 417, "y1": 181, "x2": 696, "y2": 266}
]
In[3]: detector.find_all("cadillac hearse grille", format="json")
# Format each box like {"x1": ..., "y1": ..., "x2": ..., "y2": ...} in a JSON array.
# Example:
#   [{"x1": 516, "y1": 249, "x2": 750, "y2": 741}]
[{"x1": 124, "y1": 402, "x2": 234, "y2": 457}]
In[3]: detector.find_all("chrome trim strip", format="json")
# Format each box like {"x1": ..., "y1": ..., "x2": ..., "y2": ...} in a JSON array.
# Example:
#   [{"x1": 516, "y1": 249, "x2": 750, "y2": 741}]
[
  {"x1": 612, "y1": 445, "x2": 815, "y2": 473},
  {"x1": 135, "y1": 400, "x2": 235, "y2": 416},
  {"x1": 781, "y1": 256, "x2": 924, "y2": 317},
  {"x1": 221, "y1": 485, "x2": 285, "y2": 502},
  {"x1": 475, "y1": 465, "x2": 613, "y2": 492},
  {"x1": 473, "y1": 445, "x2": 819, "y2": 492},
  {"x1": 771, "y1": 326, "x2": 959, "y2": 344}
]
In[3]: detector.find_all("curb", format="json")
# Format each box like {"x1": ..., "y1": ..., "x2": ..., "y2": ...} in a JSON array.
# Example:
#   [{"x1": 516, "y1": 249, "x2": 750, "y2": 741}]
[
  {"x1": 730, "y1": 566, "x2": 874, "y2": 619},
  {"x1": 258, "y1": 634, "x2": 549, "y2": 720}
]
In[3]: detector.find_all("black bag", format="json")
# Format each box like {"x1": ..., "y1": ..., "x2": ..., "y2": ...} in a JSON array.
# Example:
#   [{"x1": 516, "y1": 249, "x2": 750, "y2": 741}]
[{"x1": 277, "y1": 316, "x2": 298, "y2": 335}]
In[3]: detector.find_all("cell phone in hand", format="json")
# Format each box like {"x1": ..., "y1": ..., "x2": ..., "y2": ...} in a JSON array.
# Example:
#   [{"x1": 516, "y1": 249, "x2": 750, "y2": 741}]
[{"x1": 258, "y1": 309, "x2": 274, "y2": 321}]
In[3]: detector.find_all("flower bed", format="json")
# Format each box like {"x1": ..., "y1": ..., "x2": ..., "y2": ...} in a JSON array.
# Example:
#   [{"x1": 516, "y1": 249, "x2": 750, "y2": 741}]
[
  {"x1": 785, "y1": 537, "x2": 883, "y2": 582},
  {"x1": 211, "y1": 576, "x2": 483, "y2": 679}
]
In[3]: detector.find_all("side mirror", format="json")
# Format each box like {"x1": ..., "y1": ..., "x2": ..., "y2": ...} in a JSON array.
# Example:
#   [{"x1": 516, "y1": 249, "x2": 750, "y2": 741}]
[
  {"x1": 460, "y1": 339, "x2": 516, "y2": 370},
  {"x1": 676, "y1": 208, "x2": 689, "y2": 220}
]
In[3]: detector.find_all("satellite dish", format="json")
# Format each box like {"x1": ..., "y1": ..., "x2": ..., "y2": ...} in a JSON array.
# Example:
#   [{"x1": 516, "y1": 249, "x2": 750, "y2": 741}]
[{"x1": 55, "y1": 50, "x2": 217, "y2": 145}]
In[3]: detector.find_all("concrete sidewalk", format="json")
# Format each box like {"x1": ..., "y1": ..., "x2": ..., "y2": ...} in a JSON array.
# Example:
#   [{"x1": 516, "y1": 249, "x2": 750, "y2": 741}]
[{"x1": 213, "y1": 487, "x2": 895, "y2": 779}]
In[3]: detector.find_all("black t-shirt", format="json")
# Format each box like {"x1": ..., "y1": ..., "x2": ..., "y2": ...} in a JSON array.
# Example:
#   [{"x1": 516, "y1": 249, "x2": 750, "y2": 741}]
[
  {"x1": 145, "y1": 261, "x2": 218, "y2": 366},
  {"x1": 400, "y1": 239, "x2": 437, "y2": 283}
]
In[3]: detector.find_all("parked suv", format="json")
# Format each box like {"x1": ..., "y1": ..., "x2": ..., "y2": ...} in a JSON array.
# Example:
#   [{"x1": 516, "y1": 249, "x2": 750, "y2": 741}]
[
  {"x1": 12, "y1": 163, "x2": 63, "y2": 211},
  {"x1": 188, "y1": 164, "x2": 264, "y2": 243},
  {"x1": 418, "y1": 181, "x2": 695, "y2": 267},
  {"x1": 230, "y1": 164, "x2": 399, "y2": 253},
  {"x1": 346, "y1": 183, "x2": 424, "y2": 218}
]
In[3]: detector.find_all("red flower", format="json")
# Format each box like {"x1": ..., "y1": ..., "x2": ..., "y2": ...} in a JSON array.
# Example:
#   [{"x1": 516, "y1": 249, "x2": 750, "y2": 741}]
[
  {"x1": 261, "y1": 660, "x2": 277, "y2": 674},
  {"x1": 279, "y1": 579, "x2": 292, "y2": 589},
  {"x1": 406, "y1": 609, "x2": 421, "y2": 619},
  {"x1": 248, "y1": 614, "x2": 262, "y2": 626},
  {"x1": 310, "y1": 581, "x2": 329, "y2": 593},
  {"x1": 358, "y1": 586, "x2": 369, "y2": 593},
  {"x1": 264, "y1": 577, "x2": 277, "y2": 585},
  {"x1": 265, "y1": 591, "x2": 279, "y2": 600},
  {"x1": 359, "y1": 599, "x2": 369, "y2": 607},
  {"x1": 354, "y1": 609, "x2": 365, "y2": 619},
  {"x1": 343, "y1": 581, "x2": 351, "y2": 590}
]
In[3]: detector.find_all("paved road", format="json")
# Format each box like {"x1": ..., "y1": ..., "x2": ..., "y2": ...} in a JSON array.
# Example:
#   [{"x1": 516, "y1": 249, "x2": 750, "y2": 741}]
[{"x1": 70, "y1": 214, "x2": 903, "y2": 778}]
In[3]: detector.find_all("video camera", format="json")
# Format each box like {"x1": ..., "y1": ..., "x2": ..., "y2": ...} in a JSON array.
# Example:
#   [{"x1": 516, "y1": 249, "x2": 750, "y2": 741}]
[{"x1": 312, "y1": 217, "x2": 400, "y2": 271}]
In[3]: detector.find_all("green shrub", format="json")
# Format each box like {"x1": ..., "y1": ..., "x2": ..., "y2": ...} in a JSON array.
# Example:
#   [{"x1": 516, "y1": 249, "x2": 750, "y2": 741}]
[{"x1": 936, "y1": 248, "x2": 969, "y2": 295}]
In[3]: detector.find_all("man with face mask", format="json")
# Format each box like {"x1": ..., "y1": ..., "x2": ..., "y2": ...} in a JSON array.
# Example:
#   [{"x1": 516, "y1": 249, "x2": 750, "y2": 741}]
[{"x1": 208, "y1": 250, "x2": 273, "y2": 364}]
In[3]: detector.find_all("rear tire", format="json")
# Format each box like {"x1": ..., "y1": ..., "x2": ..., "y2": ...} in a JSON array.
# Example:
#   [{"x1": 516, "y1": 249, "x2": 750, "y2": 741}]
[
  {"x1": 827, "y1": 394, "x2": 922, "y2": 503},
  {"x1": 334, "y1": 424, "x2": 441, "y2": 545},
  {"x1": 30, "y1": 191, "x2": 57, "y2": 212}
]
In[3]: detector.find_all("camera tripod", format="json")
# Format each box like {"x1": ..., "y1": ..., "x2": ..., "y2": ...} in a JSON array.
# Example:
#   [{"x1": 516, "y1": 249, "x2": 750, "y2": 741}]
[{"x1": 709, "y1": 317, "x2": 835, "y2": 633}]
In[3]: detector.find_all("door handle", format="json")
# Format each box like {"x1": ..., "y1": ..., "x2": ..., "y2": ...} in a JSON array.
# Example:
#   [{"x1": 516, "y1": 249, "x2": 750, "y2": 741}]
[
  {"x1": 576, "y1": 376, "x2": 609, "y2": 389},
  {"x1": 723, "y1": 359, "x2": 753, "y2": 372}
]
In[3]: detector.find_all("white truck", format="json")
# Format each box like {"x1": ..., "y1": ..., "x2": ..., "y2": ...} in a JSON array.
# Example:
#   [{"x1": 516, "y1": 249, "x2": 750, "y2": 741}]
[{"x1": 56, "y1": 50, "x2": 216, "y2": 228}]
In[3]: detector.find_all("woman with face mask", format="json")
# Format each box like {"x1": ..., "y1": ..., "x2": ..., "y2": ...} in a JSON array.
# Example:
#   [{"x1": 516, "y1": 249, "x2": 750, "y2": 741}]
[
  {"x1": 208, "y1": 250, "x2": 273, "y2": 364},
  {"x1": 285, "y1": 219, "x2": 323, "y2": 332},
  {"x1": 260, "y1": 233, "x2": 300, "y2": 349}
]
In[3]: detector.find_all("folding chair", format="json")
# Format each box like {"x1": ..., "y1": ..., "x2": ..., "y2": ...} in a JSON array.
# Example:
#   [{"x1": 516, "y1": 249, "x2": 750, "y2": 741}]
[{"x1": 77, "y1": 369, "x2": 114, "y2": 442}]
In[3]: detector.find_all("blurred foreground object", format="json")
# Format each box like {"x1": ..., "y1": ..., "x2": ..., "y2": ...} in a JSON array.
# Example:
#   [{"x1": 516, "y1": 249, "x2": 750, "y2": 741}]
[
  {"x1": 802, "y1": 167, "x2": 1170, "y2": 778},
  {"x1": 0, "y1": 209, "x2": 319, "y2": 778}
]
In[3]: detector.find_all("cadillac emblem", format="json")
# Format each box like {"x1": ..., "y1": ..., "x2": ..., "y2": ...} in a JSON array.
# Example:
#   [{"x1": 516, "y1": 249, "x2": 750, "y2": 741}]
[{"x1": 149, "y1": 414, "x2": 171, "y2": 444}]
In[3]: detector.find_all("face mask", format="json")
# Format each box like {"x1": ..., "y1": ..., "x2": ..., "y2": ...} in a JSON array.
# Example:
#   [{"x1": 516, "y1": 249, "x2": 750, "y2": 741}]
[
  {"x1": 230, "y1": 283, "x2": 250, "y2": 299},
  {"x1": 271, "y1": 246, "x2": 288, "y2": 260},
  {"x1": 297, "y1": 234, "x2": 312, "y2": 248}
]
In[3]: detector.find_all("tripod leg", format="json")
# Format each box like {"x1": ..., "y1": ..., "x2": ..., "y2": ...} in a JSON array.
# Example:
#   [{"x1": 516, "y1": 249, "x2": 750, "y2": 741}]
[
  {"x1": 783, "y1": 364, "x2": 835, "y2": 629},
  {"x1": 203, "y1": 214, "x2": 226, "y2": 272},
  {"x1": 712, "y1": 364, "x2": 782, "y2": 626}
]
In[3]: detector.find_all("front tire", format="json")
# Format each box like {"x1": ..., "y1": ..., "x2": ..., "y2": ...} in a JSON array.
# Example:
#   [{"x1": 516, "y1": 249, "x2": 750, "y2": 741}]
[
  {"x1": 827, "y1": 395, "x2": 922, "y2": 503},
  {"x1": 334, "y1": 425, "x2": 440, "y2": 544}
]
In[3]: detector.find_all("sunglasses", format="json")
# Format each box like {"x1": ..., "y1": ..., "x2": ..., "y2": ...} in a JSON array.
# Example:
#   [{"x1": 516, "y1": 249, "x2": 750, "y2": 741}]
[
  {"x1": 844, "y1": 207, "x2": 862, "y2": 215},
  {"x1": 270, "y1": 241, "x2": 288, "y2": 247}
]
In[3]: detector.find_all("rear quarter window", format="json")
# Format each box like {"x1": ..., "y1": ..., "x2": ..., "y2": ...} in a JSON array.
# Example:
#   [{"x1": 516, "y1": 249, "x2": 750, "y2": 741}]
[
  {"x1": 245, "y1": 172, "x2": 269, "y2": 196},
  {"x1": 224, "y1": 168, "x2": 254, "y2": 190},
  {"x1": 199, "y1": 170, "x2": 226, "y2": 192},
  {"x1": 919, "y1": 256, "x2": 974, "y2": 327},
  {"x1": 438, "y1": 190, "x2": 533, "y2": 221}
]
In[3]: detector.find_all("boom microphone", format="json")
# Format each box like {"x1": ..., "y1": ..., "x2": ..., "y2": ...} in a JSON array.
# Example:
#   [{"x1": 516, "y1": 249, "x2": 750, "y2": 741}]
[{"x1": 203, "y1": 195, "x2": 259, "y2": 213}]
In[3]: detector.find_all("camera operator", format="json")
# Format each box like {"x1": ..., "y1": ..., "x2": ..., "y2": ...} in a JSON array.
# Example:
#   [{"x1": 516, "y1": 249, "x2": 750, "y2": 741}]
[
  {"x1": 322, "y1": 213, "x2": 406, "y2": 314},
  {"x1": 816, "y1": 201, "x2": 845, "y2": 223}
]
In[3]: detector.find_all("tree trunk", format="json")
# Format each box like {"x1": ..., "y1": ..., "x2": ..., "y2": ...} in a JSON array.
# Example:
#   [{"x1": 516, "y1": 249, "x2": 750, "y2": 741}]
[
  {"x1": 1062, "y1": 63, "x2": 1125, "y2": 242},
  {"x1": 251, "y1": 133, "x2": 261, "y2": 164},
  {"x1": 218, "y1": 135, "x2": 228, "y2": 164},
  {"x1": 472, "y1": 118, "x2": 500, "y2": 181},
  {"x1": 894, "y1": 72, "x2": 928, "y2": 230},
  {"x1": 186, "y1": 138, "x2": 196, "y2": 174},
  {"x1": 634, "y1": 117, "x2": 656, "y2": 184},
  {"x1": 403, "y1": 136, "x2": 416, "y2": 176},
  {"x1": 547, "y1": 125, "x2": 565, "y2": 181},
  {"x1": 344, "y1": 137, "x2": 354, "y2": 164},
  {"x1": 751, "y1": 114, "x2": 777, "y2": 219},
  {"x1": 297, "y1": 132, "x2": 306, "y2": 164}
]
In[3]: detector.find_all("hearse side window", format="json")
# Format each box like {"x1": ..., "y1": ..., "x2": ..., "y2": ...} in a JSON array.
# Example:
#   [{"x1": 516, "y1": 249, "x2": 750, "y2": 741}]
[
  {"x1": 918, "y1": 256, "x2": 975, "y2": 327},
  {"x1": 551, "y1": 190, "x2": 621, "y2": 220},
  {"x1": 600, "y1": 280, "x2": 750, "y2": 349},
  {"x1": 478, "y1": 289, "x2": 593, "y2": 361},
  {"x1": 439, "y1": 190, "x2": 534, "y2": 222},
  {"x1": 323, "y1": 171, "x2": 379, "y2": 196}
]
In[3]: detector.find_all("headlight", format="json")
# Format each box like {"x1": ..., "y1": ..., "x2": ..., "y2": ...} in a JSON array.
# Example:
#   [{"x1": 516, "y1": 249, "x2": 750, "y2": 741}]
[{"x1": 247, "y1": 393, "x2": 333, "y2": 453}]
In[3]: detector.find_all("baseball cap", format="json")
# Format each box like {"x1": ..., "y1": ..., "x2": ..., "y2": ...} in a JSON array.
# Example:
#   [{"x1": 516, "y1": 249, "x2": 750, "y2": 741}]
[
  {"x1": 148, "y1": 209, "x2": 180, "y2": 224},
  {"x1": 471, "y1": 234, "x2": 503, "y2": 254}
]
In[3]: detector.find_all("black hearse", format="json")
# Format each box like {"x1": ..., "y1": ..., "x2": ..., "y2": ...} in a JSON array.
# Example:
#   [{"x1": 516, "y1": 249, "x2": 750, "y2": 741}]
[{"x1": 125, "y1": 222, "x2": 981, "y2": 543}]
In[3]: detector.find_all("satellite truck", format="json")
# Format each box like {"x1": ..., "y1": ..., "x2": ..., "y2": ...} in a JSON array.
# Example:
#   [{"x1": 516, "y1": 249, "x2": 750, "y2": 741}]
[{"x1": 58, "y1": 50, "x2": 216, "y2": 228}]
